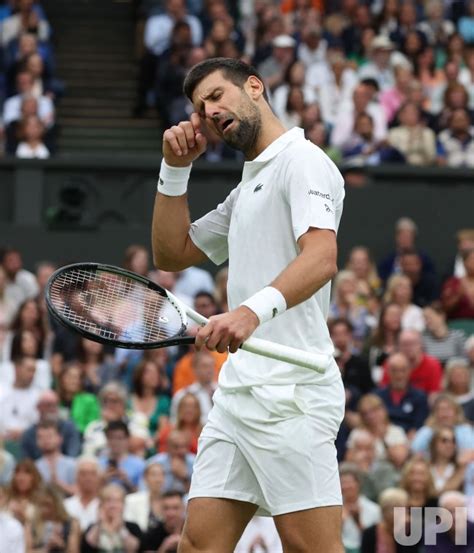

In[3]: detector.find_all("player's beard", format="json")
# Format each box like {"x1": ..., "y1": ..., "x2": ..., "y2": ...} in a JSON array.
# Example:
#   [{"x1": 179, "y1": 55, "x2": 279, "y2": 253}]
[{"x1": 222, "y1": 94, "x2": 262, "y2": 156}]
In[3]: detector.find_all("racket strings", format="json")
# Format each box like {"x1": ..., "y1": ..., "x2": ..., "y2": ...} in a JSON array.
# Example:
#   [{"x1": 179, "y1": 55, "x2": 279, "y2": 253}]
[{"x1": 49, "y1": 269, "x2": 184, "y2": 343}]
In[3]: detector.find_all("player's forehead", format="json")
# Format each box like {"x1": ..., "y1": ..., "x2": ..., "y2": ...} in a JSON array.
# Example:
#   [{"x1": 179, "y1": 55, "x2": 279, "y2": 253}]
[{"x1": 192, "y1": 70, "x2": 235, "y2": 105}]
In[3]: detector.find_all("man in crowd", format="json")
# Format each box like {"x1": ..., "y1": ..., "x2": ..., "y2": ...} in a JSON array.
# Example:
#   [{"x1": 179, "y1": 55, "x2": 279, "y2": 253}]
[
  {"x1": 141, "y1": 490, "x2": 186, "y2": 552},
  {"x1": 1, "y1": 247, "x2": 38, "y2": 313}
]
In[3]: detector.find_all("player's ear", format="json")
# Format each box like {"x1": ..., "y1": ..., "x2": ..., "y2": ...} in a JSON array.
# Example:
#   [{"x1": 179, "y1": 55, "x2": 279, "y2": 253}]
[{"x1": 245, "y1": 76, "x2": 265, "y2": 100}]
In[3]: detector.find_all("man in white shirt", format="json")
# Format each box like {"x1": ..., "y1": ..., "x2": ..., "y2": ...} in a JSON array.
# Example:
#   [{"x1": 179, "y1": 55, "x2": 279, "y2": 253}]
[
  {"x1": 0, "y1": 485, "x2": 25, "y2": 552},
  {"x1": 1, "y1": 247, "x2": 39, "y2": 314},
  {"x1": 152, "y1": 58, "x2": 345, "y2": 552},
  {"x1": 64, "y1": 457, "x2": 101, "y2": 531}
]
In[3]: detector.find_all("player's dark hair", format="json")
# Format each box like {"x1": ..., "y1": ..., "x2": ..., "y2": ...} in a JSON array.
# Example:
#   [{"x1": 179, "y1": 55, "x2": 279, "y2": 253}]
[{"x1": 183, "y1": 57, "x2": 268, "y2": 102}]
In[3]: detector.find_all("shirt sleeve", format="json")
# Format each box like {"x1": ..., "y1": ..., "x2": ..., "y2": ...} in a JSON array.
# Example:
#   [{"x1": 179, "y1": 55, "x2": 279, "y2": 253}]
[
  {"x1": 283, "y1": 146, "x2": 345, "y2": 242},
  {"x1": 188, "y1": 186, "x2": 240, "y2": 265}
]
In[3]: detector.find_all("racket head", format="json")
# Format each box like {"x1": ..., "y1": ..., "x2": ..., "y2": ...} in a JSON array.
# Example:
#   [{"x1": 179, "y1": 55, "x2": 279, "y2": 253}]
[{"x1": 45, "y1": 262, "x2": 195, "y2": 349}]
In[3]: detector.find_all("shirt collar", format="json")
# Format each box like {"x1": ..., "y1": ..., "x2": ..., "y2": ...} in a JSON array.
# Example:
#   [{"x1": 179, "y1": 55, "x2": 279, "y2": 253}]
[{"x1": 245, "y1": 127, "x2": 304, "y2": 165}]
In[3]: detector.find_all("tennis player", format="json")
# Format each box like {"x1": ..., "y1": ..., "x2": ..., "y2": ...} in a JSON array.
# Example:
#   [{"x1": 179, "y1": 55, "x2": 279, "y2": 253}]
[{"x1": 152, "y1": 58, "x2": 346, "y2": 553}]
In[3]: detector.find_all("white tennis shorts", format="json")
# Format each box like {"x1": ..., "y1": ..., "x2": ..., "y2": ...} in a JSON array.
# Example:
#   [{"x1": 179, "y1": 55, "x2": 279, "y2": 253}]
[{"x1": 188, "y1": 375, "x2": 345, "y2": 516}]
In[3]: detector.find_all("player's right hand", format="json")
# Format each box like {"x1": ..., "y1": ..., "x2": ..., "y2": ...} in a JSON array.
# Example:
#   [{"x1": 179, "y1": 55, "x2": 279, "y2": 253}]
[{"x1": 163, "y1": 112, "x2": 207, "y2": 167}]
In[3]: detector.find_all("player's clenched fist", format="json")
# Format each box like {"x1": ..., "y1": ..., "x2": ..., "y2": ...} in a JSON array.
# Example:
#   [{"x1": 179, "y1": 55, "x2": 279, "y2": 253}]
[{"x1": 163, "y1": 112, "x2": 207, "y2": 168}]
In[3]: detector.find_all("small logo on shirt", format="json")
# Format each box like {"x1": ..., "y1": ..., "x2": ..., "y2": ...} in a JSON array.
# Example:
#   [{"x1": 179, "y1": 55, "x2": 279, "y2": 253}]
[
  {"x1": 254, "y1": 183, "x2": 264, "y2": 192},
  {"x1": 324, "y1": 203, "x2": 334, "y2": 213},
  {"x1": 308, "y1": 189, "x2": 332, "y2": 201},
  {"x1": 272, "y1": 308, "x2": 278, "y2": 318},
  {"x1": 158, "y1": 178, "x2": 164, "y2": 186}
]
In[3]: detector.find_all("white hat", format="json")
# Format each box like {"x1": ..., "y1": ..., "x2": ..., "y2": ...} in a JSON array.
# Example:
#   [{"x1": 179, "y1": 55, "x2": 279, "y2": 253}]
[
  {"x1": 272, "y1": 34, "x2": 296, "y2": 48},
  {"x1": 370, "y1": 35, "x2": 395, "y2": 51}
]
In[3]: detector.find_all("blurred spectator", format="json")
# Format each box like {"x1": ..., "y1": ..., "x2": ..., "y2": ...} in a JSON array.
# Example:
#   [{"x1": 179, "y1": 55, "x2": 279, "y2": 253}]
[
  {"x1": 428, "y1": 427, "x2": 470, "y2": 494},
  {"x1": 0, "y1": 439, "x2": 15, "y2": 485},
  {"x1": 437, "y1": 107, "x2": 474, "y2": 167},
  {"x1": 170, "y1": 350, "x2": 217, "y2": 425},
  {"x1": 400, "y1": 458, "x2": 438, "y2": 508},
  {"x1": 458, "y1": 0, "x2": 474, "y2": 45},
  {"x1": 441, "y1": 248, "x2": 474, "y2": 319},
  {"x1": 342, "y1": 4, "x2": 372, "y2": 58},
  {"x1": 418, "y1": 0, "x2": 455, "y2": 48},
  {"x1": 34, "y1": 419, "x2": 76, "y2": 496},
  {"x1": 399, "y1": 249, "x2": 439, "y2": 307},
  {"x1": 380, "y1": 64, "x2": 413, "y2": 123},
  {"x1": 411, "y1": 394, "x2": 474, "y2": 456},
  {"x1": 422, "y1": 302, "x2": 466, "y2": 363},
  {"x1": 146, "y1": 429, "x2": 195, "y2": 494},
  {"x1": 0, "y1": 266, "x2": 17, "y2": 326},
  {"x1": 64, "y1": 457, "x2": 101, "y2": 531},
  {"x1": 435, "y1": 82, "x2": 473, "y2": 133},
  {"x1": 130, "y1": 359, "x2": 170, "y2": 435},
  {"x1": 123, "y1": 244, "x2": 150, "y2": 276},
  {"x1": 272, "y1": 60, "x2": 317, "y2": 121},
  {"x1": 383, "y1": 329, "x2": 443, "y2": 396},
  {"x1": 6, "y1": 459, "x2": 42, "y2": 525},
  {"x1": 340, "y1": 463, "x2": 381, "y2": 552},
  {"x1": 358, "y1": 35, "x2": 397, "y2": 91},
  {"x1": 192, "y1": 291, "x2": 219, "y2": 319},
  {"x1": 20, "y1": 389, "x2": 81, "y2": 460},
  {"x1": 235, "y1": 516, "x2": 282, "y2": 553},
  {"x1": 305, "y1": 120, "x2": 342, "y2": 164},
  {"x1": 172, "y1": 347, "x2": 225, "y2": 395},
  {"x1": 1, "y1": 247, "x2": 39, "y2": 315},
  {"x1": 174, "y1": 266, "x2": 215, "y2": 299},
  {"x1": 414, "y1": 45, "x2": 445, "y2": 111},
  {"x1": 345, "y1": 248, "x2": 382, "y2": 314},
  {"x1": 390, "y1": 2, "x2": 426, "y2": 51},
  {"x1": 452, "y1": 228, "x2": 474, "y2": 278},
  {"x1": 376, "y1": 352, "x2": 429, "y2": 435},
  {"x1": 376, "y1": 0, "x2": 399, "y2": 38},
  {"x1": 98, "y1": 421, "x2": 145, "y2": 493},
  {"x1": 5, "y1": 298, "x2": 45, "y2": 363},
  {"x1": 444, "y1": 358, "x2": 474, "y2": 421},
  {"x1": 330, "y1": 318, "x2": 374, "y2": 395},
  {"x1": 1, "y1": 0, "x2": 50, "y2": 47},
  {"x1": 158, "y1": 393, "x2": 202, "y2": 454},
  {"x1": 377, "y1": 217, "x2": 436, "y2": 284},
  {"x1": 0, "y1": 484, "x2": 25, "y2": 551},
  {"x1": 76, "y1": 338, "x2": 118, "y2": 394},
  {"x1": 27, "y1": 484, "x2": 80, "y2": 552},
  {"x1": 82, "y1": 483, "x2": 142, "y2": 553},
  {"x1": 384, "y1": 275, "x2": 425, "y2": 332},
  {"x1": 297, "y1": 23, "x2": 327, "y2": 68},
  {"x1": 124, "y1": 462, "x2": 165, "y2": 532},
  {"x1": 258, "y1": 34, "x2": 296, "y2": 92},
  {"x1": 140, "y1": 490, "x2": 185, "y2": 552},
  {"x1": 387, "y1": 101, "x2": 437, "y2": 166}
]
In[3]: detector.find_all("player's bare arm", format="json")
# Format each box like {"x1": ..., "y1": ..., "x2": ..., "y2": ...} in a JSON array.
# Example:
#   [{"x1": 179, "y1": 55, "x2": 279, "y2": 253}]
[
  {"x1": 152, "y1": 113, "x2": 208, "y2": 271},
  {"x1": 196, "y1": 227, "x2": 337, "y2": 354}
]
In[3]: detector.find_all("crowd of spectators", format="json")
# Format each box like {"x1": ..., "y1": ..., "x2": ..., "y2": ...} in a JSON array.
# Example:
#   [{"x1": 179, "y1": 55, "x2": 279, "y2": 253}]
[
  {"x1": 0, "y1": 0, "x2": 62, "y2": 159},
  {"x1": 133, "y1": 0, "x2": 474, "y2": 172},
  {"x1": 0, "y1": 217, "x2": 473, "y2": 551}
]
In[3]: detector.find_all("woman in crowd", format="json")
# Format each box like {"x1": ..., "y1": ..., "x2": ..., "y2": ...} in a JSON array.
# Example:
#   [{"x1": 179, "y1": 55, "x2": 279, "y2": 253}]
[
  {"x1": 422, "y1": 302, "x2": 466, "y2": 364},
  {"x1": 0, "y1": 439, "x2": 15, "y2": 485},
  {"x1": 157, "y1": 393, "x2": 202, "y2": 454},
  {"x1": 444, "y1": 358, "x2": 474, "y2": 420},
  {"x1": 27, "y1": 484, "x2": 80, "y2": 552},
  {"x1": 411, "y1": 393, "x2": 474, "y2": 456},
  {"x1": 77, "y1": 338, "x2": 118, "y2": 394},
  {"x1": 6, "y1": 298, "x2": 45, "y2": 360},
  {"x1": 0, "y1": 266, "x2": 17, "y2": 327},
  {"x1": 123, "y1": 244, "x2": 150, "y2": 277},
  {"x1": 400, "y1": 458, "x2": 438, "y2": 508},
  {"x1": 129, "y1": 358, "x2": 170, "y2": 436},
  {"x1": 346, "y1": 246, "x2": 382, "y2": 304},
  {"x1": 428, "y1": 427, "x2": 470, "y2": 494},
  {"x1": 271, "y1": 60, "x2": 317, "y2": 121},
  {"x1": 6, "y1": 459, "x2": 42, "y2": 525},
  {"x1": 442, "y1": 248, "x2": 474, "y2": 320},
  {"x1": 384, "y1": 274, "x2": 425, "y2": 332}
]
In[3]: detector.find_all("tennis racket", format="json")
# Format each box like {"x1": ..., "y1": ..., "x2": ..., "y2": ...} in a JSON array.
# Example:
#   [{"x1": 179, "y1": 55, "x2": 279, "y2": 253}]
[{"x1": 45, "y1": 263, "x2": 329, "y2": 373}]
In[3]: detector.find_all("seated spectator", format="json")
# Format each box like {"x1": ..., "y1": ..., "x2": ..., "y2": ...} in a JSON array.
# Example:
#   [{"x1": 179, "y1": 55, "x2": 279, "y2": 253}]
[
  {"x1": 435, "y1": 82, "x2": 474, "y2": 133},
  {"x1": 1, "y1": 247, "x2": 38, "y2": 318},
  {"x1": 34, "y1": 420, "x2": 76, "y2": 496},
  {"x1": 82, "y1": 382, "x2": 150, "y2": 458},
  {"x1": 192, "y1": 291, "x2": 219, "y2": 319},
  {"x1": 124, "y1": 462, "x2": 165, "y2": 532},
  {"x1": 387, "y1": 101, "x2": 437, "y2": 166},
  {"x1": 340, "y1": 463, "x2": 381, "y2": 553},
  {"x1": 57, "y1": 363, "x2": 100, "y2": 434},
  {"x1": 441, "y1": 248, "x2": 474, "y2": 319},
  {"x1": 459, "y1": 0, "x2": 474, "y2": 45},
  {"x1": 0, "y1": 266, "x2": 17, "y2": 326},
  {"x1": 329, "y1": 318, "x2": 374, "y2": 395},
  {"x1": 21, "y1": 389, "x2": 81, "y2": 460},
  {"x1": 6, "y1": 459, "x2": 42, "y2": 525},
  {"x1": 329, "y1": 270, "x2": 371, "y2": 347},
  {"x1": 0, "y1": 355, "x2": 40, "y2": 445},
  {"x1": 81, "y1": 483, "x2": 142, "y2": 553},
  {"x1": 1, "y1": 0, "x2": 50, "y2": 48},
  {"x1": 305, "y1": 120, "x2": 342, "y2": 163},
  {"x1": 64, "y1": 457, "x2": 102, "y2": 532},
  {"x1": 418, "y1": 0, "x2": 455, "y2": 48},
  {"x1": 140, "y1": 490, "x2": 185, "y2": 553},
  {"x1": 235, "y1": 516, "x2": 282, "y2": 553},
  {"x1": 444, "y1": 358, "x2": 474, "y2": 421},
  {"x1": 411, "y1": 394, "x2": 474, "y2": 456},
  {"x1": 0, "y1": 484, "x2": 25, "y2": 551},
  {"x1": 98, "y1": 421, "x2": 145, "y2": 493},
  {"x1": 382, "y1": 329, "x2": 443, "y2": 397},
  {"x1": 170, "y1": 350, "x2": 217, "y2": 425},
  {"x1": 428, "y1": 427, "x2": 471, "y2": 494},
  {"x1": 346, "y1": 246, "x2": 382, "y2": 303},
  {"x1": 344, "y1": 429, "x2": 401, "y2": 502},
  {"x1": 400, "y1": 458, "x2": 438, "y2": 508},
  {"x1": 358, "y1": 35, "x2": 397, "y2": 91},
  {"x1": 452, "y1": 228, "x2": 474, "y2": 278},
  {"x1": 174, "y1": 267, "x2": 215, "y2": 300},
  {"x1": 279, "y1": 85, "x2": 307, "y2": 129},
  {"x1": 77, "y1": 338, "x2": 119, "y2": 394},
  {"x1": 380, "y1": 64, "x2": 413, "y2": 124},
  {"x1": 399, "y1": 249, "x2": 438, "y2": 308},
  {"x1": 437, "y1": 108, "x2": 474, "y2": 168},
  {"x1": 130, "y1": 359, "x2": 170, "y2": 435},
  {"x1": 422, "y1": 302, "x2": 466, "y2": 364},
  {"x1": 0, "y1": 439, "x2": 15, "y2": 485},
  {"x1": 27, "y1": 484, "x2": 80, "y2": 552},
  {"x1": 147, "y1": 430, "x2": 195, "y2": 494},
  {"x1": 365, "y1": 303, "x2": 402, "y2": 384},
  {"x1": 353, "y1": 394, "x2": 409, "y2": 468},
  {"x1": 384, "y1": 275, "x2": 425, "y2": 332},
  {"x1": 158, "y1": 393, "x2": 202, "y2": 454},
  {"x1": 257, "y1": 34, "x2": 296, "y2": 93},
  {"x1": 5, "y1": 298, "x2": 45, "y2": 361},
  {"x1": 424, "y1": 491, "x2": 474, "y2": 552},
  {"x1": 172, "y1": 348, "x2": 225, "y2": 395},
  {"x1": 376, "y1": 352, "x2": 429, "y2": 436},
  {"x1": 361, "y1": 488, "x2": 419, "y2": 553}
]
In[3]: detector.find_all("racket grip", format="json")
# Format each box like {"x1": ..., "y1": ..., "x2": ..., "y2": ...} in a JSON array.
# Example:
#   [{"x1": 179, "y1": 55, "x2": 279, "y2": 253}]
[{"x1": 240, "y1": 336, "x2": 330, "y2": 374}]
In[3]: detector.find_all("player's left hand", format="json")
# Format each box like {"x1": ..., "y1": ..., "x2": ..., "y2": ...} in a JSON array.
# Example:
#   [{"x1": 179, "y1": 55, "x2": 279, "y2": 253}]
[{"x1": 195, "y1": 306, "x2": 259, "y2": 353}]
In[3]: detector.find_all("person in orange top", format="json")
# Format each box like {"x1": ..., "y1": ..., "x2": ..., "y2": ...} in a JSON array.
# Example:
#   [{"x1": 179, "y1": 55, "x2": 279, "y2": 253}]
[{"x1": 172, "y1": 347, "x2": 226, "y2": 394}]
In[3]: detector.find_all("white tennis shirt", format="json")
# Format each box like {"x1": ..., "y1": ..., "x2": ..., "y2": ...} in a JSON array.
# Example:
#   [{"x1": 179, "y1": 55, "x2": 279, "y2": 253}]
[{"x1": 189, "y1": 127, "x2": 345, "y2": 389}]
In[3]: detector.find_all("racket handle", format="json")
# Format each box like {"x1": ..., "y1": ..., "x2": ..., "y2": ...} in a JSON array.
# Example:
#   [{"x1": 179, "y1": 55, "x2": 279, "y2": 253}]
[{"x1": 240, "y1": 336, "x2": 330, "y2": 374}]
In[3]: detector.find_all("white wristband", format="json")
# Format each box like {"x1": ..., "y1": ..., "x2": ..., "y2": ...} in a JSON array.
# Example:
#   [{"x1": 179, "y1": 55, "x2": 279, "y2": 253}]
[
  {"x1": 157, "y1": 159, "x2": 192, "y2": 196},
  {"x1": 240, "y1": 286, "x2": 287, "y2": 324}
]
